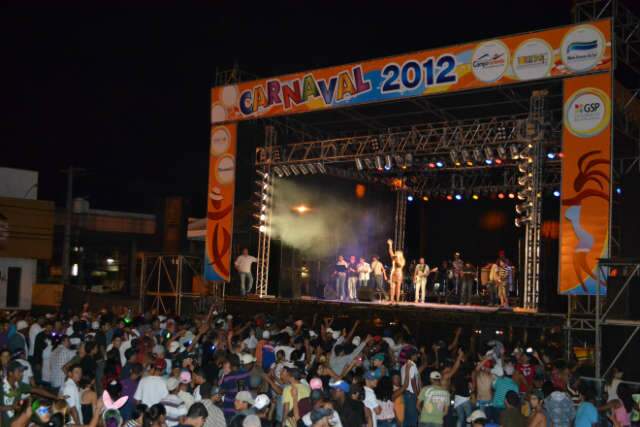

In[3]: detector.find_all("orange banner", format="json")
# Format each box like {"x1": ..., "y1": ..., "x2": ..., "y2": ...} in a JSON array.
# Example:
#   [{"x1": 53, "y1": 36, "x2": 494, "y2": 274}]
[
  {"x1": 204, "y1": 124, "x2": 237, "y2": 282},
  {"x1": 559, "y1": 72, "x2": 611, "y2": 295},
  {"x1": 212, "y1": 20, "x2": 611, "y2": 124}
]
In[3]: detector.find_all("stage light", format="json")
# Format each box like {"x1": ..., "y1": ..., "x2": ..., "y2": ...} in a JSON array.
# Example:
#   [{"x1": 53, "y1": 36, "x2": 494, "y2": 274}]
[
  {"x1": 355, "y1": 158, "x2": 364, "y2": 171},
  {"x1": 292, "y1": 204, "x2": 310, "y2": 214},
  {"x1": 428, "y1": 162, "x2": 436, "y2": 169},
  {"x1": 405, "y1": 153, "x2": 413, "y2": 167},
  {"x1": 472, "y1": 194, "x2": 479, "y2": 200},
  {"x1": 422, "y1": 196, "x2": 429, "y2": 202},
  {"x1": 517, "y1": 190, "x2": 531, "y2": 200},
  {"x1": 472, "y1": 148, "x2": 482, "y2": 162},
  {"x1": 516, "y1": 201, "x2": 533, "y2": 214},
  {"x1": 517, "y1": 175, "x2": 531, "y2": 186},
  {"x1": 375, "y1": 156, "x2": 384, "y2": 170},
  {"x1": 273, "y1": 166, "x2": 284, "y2": 178},
  {"x1": 484, "y1": 146, "x2": 494, "y2": 161},
  {"x1": 261, "y1": 193, "x2": 268, "y2": 201},
  {"x1": 307, "y1": 163, "x2": 317, "y2": 174},
  {"x1": 384, "y1": 155, "x2": 393, "y2": 170},
  {"x1": 315, "y1": 162, "x2": 327, "y2": 174},
  {"x1": 262, "y1": 182, "x2": 269, "y2": 190},
  {"x1": 407, "y1": 195, "x2": 414, "y2": 202},
  {"x1": 497, "y1": 146, "x2": 507, "y2": 159},
  {"x1": 558, "y1": 152, "x2": 564, "y2": 158},
  {"x1": 299, "y1": 164, "x2": 310, "y2": 175},
  {"x1": 518, "y1": 161, "x2": 531, "y2": 174},
  {"x1": 616, "y1": 187, "x2": 622, "y2": 195},
  {"x1": 394, "y1": 155, "x2": 404, "y2": 168},
  {"x1": 485, "y1": 159, "x2": 493, "y2": 165},
  {"x1": 455, "y1": 194, "x2": 462, "y2": 200},
  {"x1": 466, "y1": 161, "x2": 474, "y2": 166},
  {"x1": 257, "y1": 170, "x2": 269, "y2": 179},
  {"x1": 508, "y1": 193, "x2": 515, "y2": 199},
  {"x1": 509, "y1": 144, "x2": 520, "y2": 159},
  {"x1": 436, "y1": 160, "x2": 444, "y2": 168},
  {"x1": 364, "y1": 158, "x2": 374, "y2": 169},
  {"x1": 258, "y1": 225, "x2": 267, "y2": 233},
  {"x1": 498, "y1": 193, "x2": 505, "y2": 199},
  {"x1": 290, "y1": 164, "x2": 300, "y2": 175},
  {"x1": 547, "y1": 152, "x2": 556, "y2": 159},
  {"x1": 515, "y1": 216, "x2": 532, "y2": 228},
  {"x1": 494, "y1": 158, "x2": 503, "y2": 165},
  {"x1": 281, "y1": 166, "x2": 291, "y2": 177},
  {"x1": 446, "y1": 195, "x2": 453, "y2": 201},
  {"x1": 449, "y1": 150, "x2": 459, "y2": 164},
  {"x1": 461, "y1": 149, "x2": 471, "y2": 163},
  {"x1": 553, "y1": 190, "x2": 560, "y2": 197},
  {"x1": 260, "y1": 204, "x2": 267, "y2": 212}
]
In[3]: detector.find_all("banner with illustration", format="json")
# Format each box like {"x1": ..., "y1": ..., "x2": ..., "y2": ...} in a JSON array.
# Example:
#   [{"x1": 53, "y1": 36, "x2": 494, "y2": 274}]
[
  {"x1": 212, "y1": 19, "x2": 611, "y2": 124},
  {"x1": 205, "y1": 124, "x2": 237, "y2": 282},
  {"x1": 559, "y1": 72, "x2": 611, "y2": 295}
]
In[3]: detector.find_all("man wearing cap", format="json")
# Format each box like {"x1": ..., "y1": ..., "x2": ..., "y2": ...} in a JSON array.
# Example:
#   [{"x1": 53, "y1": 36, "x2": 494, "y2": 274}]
[
  {"x1": 134, "y1": 358, "x2": 169, "y2": 406},
  {"x1": 281, "y1": 365, "x2": 311, "y2": 422},
  {"x1": 162, "y1": 377, "x2": 189, "y2": 427},
  {"x1": 467, "y1": 409, "x2": 490, "y2": 427},
  {"x1": 364, "y1": 371, "x2": 382, "y2": 427},
  {"x1": 199, "y1": 382, "x2": 227, "y2": 427},
  {"x1": 417, "y1": 371, "x2": 450, "y2": 427},
  {"x1": 330, "y1": 380, "x2": 366, "y2": 427},
  {"x1": 230, "y1": 391, "x2": 256, "y2": 427},
  {"x1": 0, "y1": 360, "x2": 58, "y2": 426},
  {"x1": 9, "y1": 319, "x2": 29, "y2": 357},
  {"x1": 253, "y1": 394, "x2": 272, "y2": 427}
]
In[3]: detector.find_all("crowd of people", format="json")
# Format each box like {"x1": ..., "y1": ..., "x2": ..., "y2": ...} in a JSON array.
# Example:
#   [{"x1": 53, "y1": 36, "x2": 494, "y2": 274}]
[{"x1": 0, "y1": 305, "x2": 636, "y2": 427}]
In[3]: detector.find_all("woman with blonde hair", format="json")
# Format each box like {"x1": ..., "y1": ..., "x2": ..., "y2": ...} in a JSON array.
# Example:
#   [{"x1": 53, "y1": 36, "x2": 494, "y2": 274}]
[{"x1": 387, "y1": 239, "x2": 405, "y2": 303}]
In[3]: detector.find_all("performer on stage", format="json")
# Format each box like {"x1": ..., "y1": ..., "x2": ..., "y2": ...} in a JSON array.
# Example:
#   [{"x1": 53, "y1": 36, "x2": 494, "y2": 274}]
[
  {"x1": 413, "y1": 258, "x2": 437, "y2": 303},
  {"x1": 460, "y1": 262, "x2": 475, "y2": 305},
  {"x1": 299, "y1": 260, "x2": 310, "y2": 296},
  {"x1": 370, "y1": 256, "x2": 387, "y2": 299},
  {"x1": 234, "y1": 248, "x2": 258, "y2": 296},
  {"x1": 334, "y1": 255, "x2": 349, "y2": 301},
  {"x1": 452, "y1": 252, "x2": 464, "y2": 296},
  {"x1": 347, "y1": 255, "x2": 359, "y2": 301},
  {"x1": 357, "y1": 257, "x2": 371, "y2": 289},
  {"x1": 489, "y1": 258, "x2": 509, "y2": 307},
  {"x1": 387, "y1": 239, "x2": 405, "y2": 303}
]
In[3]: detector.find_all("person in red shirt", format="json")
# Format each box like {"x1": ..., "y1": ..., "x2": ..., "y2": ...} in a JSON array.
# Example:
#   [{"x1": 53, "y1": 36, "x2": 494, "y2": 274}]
[{"x1": 515, "y1": 351, "x2": 535, "y2": 392}]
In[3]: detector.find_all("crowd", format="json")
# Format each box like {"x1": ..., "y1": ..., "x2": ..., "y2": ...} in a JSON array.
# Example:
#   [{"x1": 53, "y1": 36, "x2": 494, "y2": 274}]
[{"x1": 0, "y1": 305, "x2": 636, "y2": 427}]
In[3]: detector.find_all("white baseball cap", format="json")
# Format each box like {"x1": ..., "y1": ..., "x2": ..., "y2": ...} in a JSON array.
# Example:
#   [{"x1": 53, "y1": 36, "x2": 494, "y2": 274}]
[
  {"x1": 262, "y1": 331, "x2": 271, "y2": 339},
  {"x1": 253, "y1": 394, "x2": 270, "y2": 410},
  {"x1": 167, "y1": 377, "x2": 180, "y2": 392},
  {"x1": 239, "y1": 353, "x2": 256, "y2": 365},
  {"x1": 467, "y1": 409, "x2": 488, "y2": 423},
  {"x1": 430, "y1": 371, "x2": 442, "y2": 380},
  {"x1": 16, "y1": 320, "x2": 29, "y2": 330}
]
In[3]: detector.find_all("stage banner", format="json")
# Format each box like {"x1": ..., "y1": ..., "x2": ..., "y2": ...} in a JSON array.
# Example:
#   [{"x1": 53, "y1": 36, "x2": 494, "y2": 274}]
[
  {"x1": 205, "y1": 123, "x2": 237, "y2": 282},
  {"x1": 212, "y1": 19, "x2": 611, "y2": 124},
  {"x1": 559, "y1": 72, "x2": 612, "y2": 295}
]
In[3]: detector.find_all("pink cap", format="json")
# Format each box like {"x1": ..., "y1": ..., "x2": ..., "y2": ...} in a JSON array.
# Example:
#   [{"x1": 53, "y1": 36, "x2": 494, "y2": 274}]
[{"x1": 309, "y1": 377, "x2": 323, "y2": 390}]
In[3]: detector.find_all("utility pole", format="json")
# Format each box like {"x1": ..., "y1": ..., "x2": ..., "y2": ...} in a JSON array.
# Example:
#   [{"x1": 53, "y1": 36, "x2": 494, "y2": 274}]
[{"x1": 61, "y1": 167, "x2": 84, "y2": 285}]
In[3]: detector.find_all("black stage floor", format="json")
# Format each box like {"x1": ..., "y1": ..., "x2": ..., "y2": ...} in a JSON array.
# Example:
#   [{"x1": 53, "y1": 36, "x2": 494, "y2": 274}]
[{"x1": 224, "y1": 295, "x2": 565, "y2": 329}]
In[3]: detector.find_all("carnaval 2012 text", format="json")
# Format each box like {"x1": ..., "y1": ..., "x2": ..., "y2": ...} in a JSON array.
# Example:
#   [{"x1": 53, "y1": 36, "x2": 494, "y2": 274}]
[{"x1": 239, "y1": 54, "x2": 458, "y2": 116}]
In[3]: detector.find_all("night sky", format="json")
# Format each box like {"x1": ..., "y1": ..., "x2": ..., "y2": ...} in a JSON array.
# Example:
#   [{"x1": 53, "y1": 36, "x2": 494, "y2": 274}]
[{"x1": 3, "y1": 1, "x2": 575, "y2": 216}]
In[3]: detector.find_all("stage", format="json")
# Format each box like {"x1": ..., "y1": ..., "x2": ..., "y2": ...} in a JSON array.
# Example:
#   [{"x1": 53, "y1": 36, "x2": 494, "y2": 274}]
[{"x1": 224, "y1": 295, "x2": 565, "y2": 330}]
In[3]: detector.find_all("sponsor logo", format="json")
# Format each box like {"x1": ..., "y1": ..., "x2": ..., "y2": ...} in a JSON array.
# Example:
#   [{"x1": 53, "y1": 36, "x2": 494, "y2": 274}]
[
  {"x1": 561, "y1": 25, "x2": 605, "y2": 72},
  {"x1": 471, "y1": 40, "x2": 510, "y2": 82},
  {"x1": 513, "y1": 39, "x2": 553, "y2": 81},
  {"x1": 564, "y1": 87, "x2": 610, "y2": 137}
]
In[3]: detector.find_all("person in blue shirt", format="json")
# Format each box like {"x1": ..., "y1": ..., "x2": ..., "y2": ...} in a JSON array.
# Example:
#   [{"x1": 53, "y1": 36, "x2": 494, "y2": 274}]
[{"x1": 575, "y1": 384, "x2": 598, "y2": 427}]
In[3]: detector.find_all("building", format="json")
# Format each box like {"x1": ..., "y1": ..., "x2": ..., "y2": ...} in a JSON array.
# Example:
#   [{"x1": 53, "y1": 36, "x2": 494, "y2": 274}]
[{"x1": 0, "y1": 167, "x2": 55, "y2": 309}]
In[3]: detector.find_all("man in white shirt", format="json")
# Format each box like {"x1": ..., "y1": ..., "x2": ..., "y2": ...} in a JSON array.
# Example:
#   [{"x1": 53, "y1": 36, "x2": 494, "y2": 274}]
[
  {"x1": 400, "y1": 347, "x2": 421, "y2": 427},
  {"x1": 62, "y1": 364, "x2": 84, "y2": 425},
  {"x1": 161, "y1": 377, "x2": 188, "y2": 427},
  {"x1": 363, "y1": 371, "x2": 381, "y2": 427},
  {"x1": 234, "y1": 248, "x2": 258, "y2": 296},
  {"x1": 134, "y1": 358, "x2": 169, "y2": 406},
  {"x1": 357, "y1": 257, "x2": 372, "y2": 289},
  {"x1": 370, "y1": 256, "x2": 387, "y2": 299},
  {"x1": 49, "y1": 336, "x2": 76, "y2": 391},
  {"x1": 28, "y1": 318, "x2": 43, "y2": 359}
]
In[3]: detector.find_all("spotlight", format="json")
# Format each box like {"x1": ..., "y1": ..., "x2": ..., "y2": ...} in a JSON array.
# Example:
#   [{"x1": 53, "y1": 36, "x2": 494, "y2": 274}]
[
  {"x1": 509, "y1": 144, "x2": 520, "y2": 159},
  {"x1": 553, "y1": 190, "x2": 560, "y2": 197},
  {"x1": 558, "y1": 152, "x2": 565, "y2": 158},
  {"x1": 494, "y1": 158, "x2": 503, "y2": 165},
  {"x1": 498, "y1": 193, "x2": 505, "y2": 199},
  {"x1": 516, "y1": 201, "x2": 533, "y2": 214},
  {"x1": 407, "y1": 195, "x2": 414, "y2": 202},
  {"x1": 281, "y1": 165, "x2": 291, "y2": 177},
  {"x1": 466, "y1": 161, "x2": 474, "y2": 166},
  {"x1": 547, "y1": 152, "x2": 556, "y2": 160},
  {"x1": 515, "y1": 216, "x2": 532, "y2": 228},
  {"x1": 290, "y1": 165, "x2": 300, "y2": 175},
  {"x1": 517, "y1": 190, "x2": 531, "y2": 200},
  {"x1": 394, "y1": 155, "x2": 404, "y2": 169},
  {"x1": 364, "y1": 158, "x2": 374, "y2": 169},
  {"x1": 307, "y1": 163, "x2": 317, "y2": 174},
  {"x1": 428, "y1": 162, "x2": 437, "y2": 169},
  {"x1": 315, "y1": 162, "x2": 326, "y2": 174},
  {"x1": 616, "y1": 187, "x2": 622, "y2": 195},
  {"x1": 472, "y1": 194, "x2": 479, "y2": 200},
  {"x1": 404, "y1": 153, "x2": 413, "y2": 168},
  {"x1": 257, "y1": 170, "x2": 269, "y2": 179},
  {"x1": 485, "y1": 159, "x2": 493, "y2": 165},
  {"x1": 298, "y1": 164, "x2": 309, "y2": 175},
  {"x1": 273, "y1": 166, "x2": 284, "y2": 178},
  {"x1": 446, "y1": 195, "x2": 453, "y2": 201},
  {"x1": 375, "y1": 156, "x2": 384, "y2": 171},
  {"x1": 384, "y1": 155, "x2": 393, "y2": 170},
  {"x1": 508, "y1": 193, "x2": 515, "y2": 199},
  {"x1": 258, "y1": 225, "x2": 267, "y2": 233},
  {"x1": 497, "y1": 146, "x2": 507, "y2": 159},
  {"x1": 355, "y1": 158, "x2": 364, "y2": 171},
  {"x1": 422, "y1": 196, "x2": 429, "y2": 202},
  {"x1": 455, "y1": 194, "x2": 462, "y2": 200},
  {"x1": 449, "y1": 150, "x2": 459, "y2": 164},
  {"x1": 461, "y1": 149, "x2": 471, "y2": 163},
  {"x1": 517, "y1": 175, "x2": 531, "y2": 186},
  {"x1": 472, "y1": 148, "x2": 482, "y2": 162},
  {"x1": 484, "y1": 146, "x2": 494, "y2": 161},
  {"x1": 435, "y1": 160, "x2": 444, "y2": 168},
  {"x1": 518, "y1": 161, "x2": 531, "y2": 174}
]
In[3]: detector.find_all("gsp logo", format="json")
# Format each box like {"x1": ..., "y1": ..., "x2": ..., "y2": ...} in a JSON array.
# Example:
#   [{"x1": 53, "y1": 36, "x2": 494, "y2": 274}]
[{"x1": 565, "y1": 88, "x2": 610, "y2": 138}]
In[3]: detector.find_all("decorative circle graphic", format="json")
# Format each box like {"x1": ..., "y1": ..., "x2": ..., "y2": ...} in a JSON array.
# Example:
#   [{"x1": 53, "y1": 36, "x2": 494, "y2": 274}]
[
  {"x1": 210, "y1": 126, "x2": 231, "y2": 156},
  {"x1": 471, "y1": 39, "x2": 510, "y2": 83},
  {"x1": 513, "y1": 38, "x2": 553, "y2": 81},
  {"x1": 211, "y1": 103, "x2": 226, "y2": 124},
  {"x1": 561, "y1": 24, "x2": 605, "y2": 72},
  {"x1": 221, "y1": 85, "x2": 238, "y2": 108},
  {"x1": 564, "y1": 87, "x2": 610, "y2": 138},
  {"x1": 216, "y1": 154, "x2": 236, "y2": 184}
]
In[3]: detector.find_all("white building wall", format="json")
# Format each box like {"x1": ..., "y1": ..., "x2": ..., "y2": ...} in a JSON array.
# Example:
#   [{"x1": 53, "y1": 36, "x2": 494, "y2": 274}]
[{"x1": 0, "y1": 257, "x2": 35, "y2": 309}]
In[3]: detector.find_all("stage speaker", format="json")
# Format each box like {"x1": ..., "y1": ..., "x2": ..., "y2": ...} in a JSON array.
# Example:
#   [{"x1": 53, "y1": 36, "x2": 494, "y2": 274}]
[{"x1": 357, "y1": 287, "x2": 375, "y2": 302}]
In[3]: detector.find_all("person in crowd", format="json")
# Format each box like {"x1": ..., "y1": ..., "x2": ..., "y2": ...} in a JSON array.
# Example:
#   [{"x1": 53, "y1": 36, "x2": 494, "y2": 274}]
[
  {"x1": 599, "y1": 382, "x2": 635, "y2": 427},
  {"x1": 49, "y1": 335, "x2": 77, "y2": 392},
  {"x1": 134, "y1": 357, "x2": 169, "y2": 406},
  {"x1": 235, "y1": 248, "x2": 258, "y2": 296},
  {"x1": 62, "y1": 363, "x2": 84, "y2": 424},
  {"x1": 220, "y1": 354, "x2": 252, "y2": 422},
  {"x1": 499, "y1": 390, "x2": 526, "y2": 427},
  {"x1": 417, "y1": 371, "x2": 450, "y2": 427},
  {"x1": 544, "y1": 384, "x2": 575, "y2": 427},
  {"x1": 0, "y1": 361, "x2": 58, "y2": 426},
  {"x1": 363, "y1": 371, "x2": 381, "y2": 427},
  {"x1": 490, "y1": 362, "x2": 519, "y2": 421},
  {"x1": 199, "y1": 382, "x2": 227, "y2": 427},
  {"x1": 527, "y1": 391, "x2": 546, "y2": 427},
  {"x1": 177, "y1": 402, "x2": 209, "y2": 427},
  {"x1": 161, "y1": 377, "x2": 189, "y2": 427},
  {"x1": 230, "y1": 391, "x2": 255, "y2": 427},
  {"x1": 575, "y1": 383, "x2": 599, "y2": 427}
]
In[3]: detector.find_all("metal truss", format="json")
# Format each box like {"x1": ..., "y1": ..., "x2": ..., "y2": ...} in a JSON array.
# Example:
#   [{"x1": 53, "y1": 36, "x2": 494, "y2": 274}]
[
  {"x1": 255, "y1": 115, "x2": 539, "y2": 166},
  {"x1": 393, "y1": 190, "x2": 407, "y2": 251},
  {"x1": 574, "y1": 0, "x2": 640, "y2": 73},
  {"x1": 255, "y1": 126, "x2": 276, "y2": 298},
  {"x1": 139, "y1": 254, "x2": 203, "y2": 315}
]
